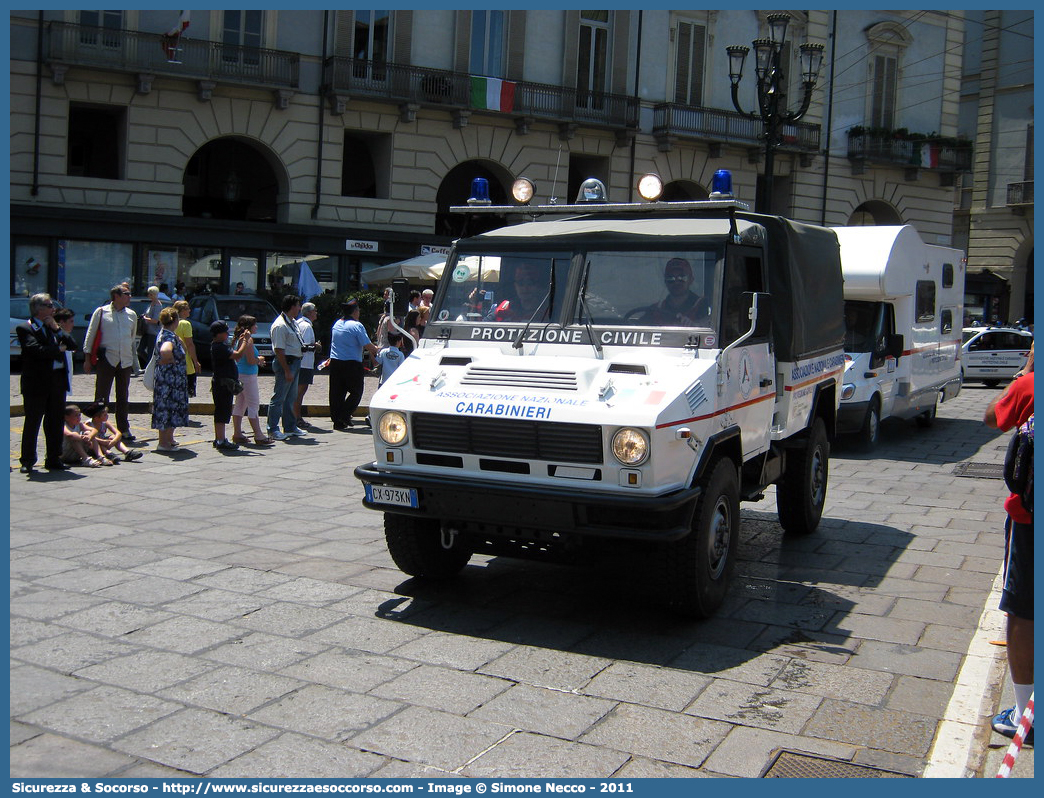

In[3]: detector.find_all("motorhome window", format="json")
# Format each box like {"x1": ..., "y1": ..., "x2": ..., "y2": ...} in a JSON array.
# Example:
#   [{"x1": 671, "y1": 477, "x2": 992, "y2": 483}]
[
  {"x1": 433, "y1": 253, "x2": 571, "y2": 324},
  {"x1": 576, "y1": 248, "x2": 721, "y2": 328},
  {"x1": 942, "y1": 263, "x2": 954, "y2": 288},
  {"x1": 941, "y1": 309, "x2": 953, "y2": 335},
  {"x1": 915, "y1": 281, "x2": 936, "y2": 322}
]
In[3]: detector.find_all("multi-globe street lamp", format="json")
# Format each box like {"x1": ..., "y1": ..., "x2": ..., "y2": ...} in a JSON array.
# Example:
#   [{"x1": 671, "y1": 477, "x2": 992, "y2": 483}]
[{"x1": 726, "y1": 13, "x2": 825, "y2": 214}]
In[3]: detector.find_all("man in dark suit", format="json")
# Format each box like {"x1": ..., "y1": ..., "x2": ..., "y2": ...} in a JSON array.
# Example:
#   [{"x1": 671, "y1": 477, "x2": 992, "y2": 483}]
[{"x1": 16, "y1": 293, "x2": 77, "y2": 473}]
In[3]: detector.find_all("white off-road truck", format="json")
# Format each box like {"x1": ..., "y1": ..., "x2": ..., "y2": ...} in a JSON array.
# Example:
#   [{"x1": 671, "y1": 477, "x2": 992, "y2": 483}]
[{"x1": 355, "y1": 173, "x2": 845, "y2": 617}]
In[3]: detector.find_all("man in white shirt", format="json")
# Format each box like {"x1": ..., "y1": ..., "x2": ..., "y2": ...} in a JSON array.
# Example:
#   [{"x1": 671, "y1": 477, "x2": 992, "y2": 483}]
[
  {"x1": 83, "y1": 285, "x2": 138, "y2": 441},
  {"x1": 293, "y1": 302, "x2": 322, "y2": 428},
  {"x1": 267, "y1": 294, "x2": 308, "y2": 440}
]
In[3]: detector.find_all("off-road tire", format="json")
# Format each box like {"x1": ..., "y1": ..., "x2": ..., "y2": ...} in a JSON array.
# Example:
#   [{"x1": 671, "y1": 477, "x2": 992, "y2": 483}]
[
  {"x1": 858, "y1": 396, "x2": 881, "y2": 449},
  {"x1": 657, "y1": 458, "x2": 739, "y2": 618},
  {"x1": 777, "y1": 417, "x2": 829, "y2": 535},
  {"x1": 384, "y1": 514, "x2": 471, "y2": 579}
]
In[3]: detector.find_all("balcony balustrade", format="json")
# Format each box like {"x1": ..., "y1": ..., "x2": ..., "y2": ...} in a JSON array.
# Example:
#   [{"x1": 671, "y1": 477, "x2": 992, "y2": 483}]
[
  {"x1": 652, "y1": 102, "x2": 820, "y2": 152},
  {"x1": 323, "y1": 56, "x2": 639, "y2": 131},
  {"x1": 47, "y1": 21, "x2": 299, "y2": 90},
  {"x1": 847, "y1": 132, "x2": 972, "y2": 172},
  {"x1": 1007, "y1": 180, "x2": 1034, "y2": 207}
]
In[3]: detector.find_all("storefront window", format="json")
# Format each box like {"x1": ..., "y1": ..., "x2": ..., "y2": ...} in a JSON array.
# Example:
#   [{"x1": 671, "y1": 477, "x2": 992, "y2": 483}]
[
  {"x1": 174, "y1": 246, "x2": 223, "y2": 297},
  {"x1": 266, "y1": 253, "x2": 337, "y2": 297},
  {"x1": 12, "y1": 239, "x2": 50, "y2": 298},
  {"x1": 61, "y1": 239, "x2": 133, "y2": 323}
]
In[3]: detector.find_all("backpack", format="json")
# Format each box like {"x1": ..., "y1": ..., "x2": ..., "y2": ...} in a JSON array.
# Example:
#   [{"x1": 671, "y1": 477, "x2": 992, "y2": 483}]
[{"x1": 1003, "y1": 413, "x2": 1033, "y2": 514}]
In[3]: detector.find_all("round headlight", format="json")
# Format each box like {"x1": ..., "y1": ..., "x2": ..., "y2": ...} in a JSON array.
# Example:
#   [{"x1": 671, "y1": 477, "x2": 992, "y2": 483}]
[
  {"x1": 636, "y1": 173, "x2": 664, "y2": 202},
  {"x1": 612, "y1": 427, "x2": 649, "y2": 466},
  {"x1": 378, "y1": 411, "x2": 409, "y2": 446},
  {"x1": 512, "y1": 177, "x2": 535, "y2": 204}
]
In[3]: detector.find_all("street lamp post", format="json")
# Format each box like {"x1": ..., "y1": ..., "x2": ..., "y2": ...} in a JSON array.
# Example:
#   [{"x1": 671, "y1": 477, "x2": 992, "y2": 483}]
[{"x1": 726, "y1": 13, "x2": 824, "y2": 214}]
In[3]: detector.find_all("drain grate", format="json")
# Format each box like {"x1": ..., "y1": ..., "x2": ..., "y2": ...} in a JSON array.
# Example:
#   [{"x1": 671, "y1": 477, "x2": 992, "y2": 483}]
[
  {"x1": 952, "y1": 462, "x2": 1005, "y2": 479},
  {"x1": 762, "y1": 750, "x2": 914, "y2": 778}
]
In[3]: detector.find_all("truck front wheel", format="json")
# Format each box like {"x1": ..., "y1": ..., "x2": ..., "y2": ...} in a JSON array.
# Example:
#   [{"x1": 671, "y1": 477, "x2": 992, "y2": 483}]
[
  {"x1": 777, "y1": 418, "x2": 829, "y2": 535},
  {"x1": 384, "y1": 514, "x2": 472, "y2": 579},
  {"x1": 657, "y1": 458, "x2": 739, "y2": 618},
  {"x1": 857, "y1": 397, "x2": 881, "y2": 449}
]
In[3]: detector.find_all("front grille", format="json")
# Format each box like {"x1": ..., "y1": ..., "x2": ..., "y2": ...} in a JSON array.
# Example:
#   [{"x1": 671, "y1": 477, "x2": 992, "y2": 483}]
[
  {"x1": 412, "y1": 412, "x2": 603, "y2": 464},
  {"x1": 460, "y1": 366, "x2": 578, "y2": 391}
]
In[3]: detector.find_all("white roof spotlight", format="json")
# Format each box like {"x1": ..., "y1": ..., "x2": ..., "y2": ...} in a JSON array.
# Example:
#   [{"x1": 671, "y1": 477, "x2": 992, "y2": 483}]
[
  {"x1": 636, "y1": 172, "x2": 664, "y2": 202},
  {"x1": 575, "y1": 177, "x2": 608, "y2": 203},
  {"x1": 511, "y1": 176, "x2": 535, "y2": 205}
]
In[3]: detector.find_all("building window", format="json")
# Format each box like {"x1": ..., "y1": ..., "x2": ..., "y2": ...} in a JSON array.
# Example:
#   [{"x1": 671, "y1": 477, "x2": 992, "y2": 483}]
[
  {"x1": 470, "y1": 10, "x2": 505, "y2": 77},
  {"x1": 78, "y1": 10, "x2": 122, "y2": 47},
  {"x1": 61, "y1": 240, "x2": 133, "y2": 322},
  {"x1": 864, "y1": 22, "x2": 910, "y2": 130},
  {"x1": 67, "y1": 103, "x2": 124, "y2": 179},
  {"x1": 222, "y1": 10, "x2": 263, "y2": 67},
  {"x1": 870, "y1": 55, "x2": 897, "y2": 129},
  {"x1": 673, "y1": 20, "x2": 705, "y2": 106},
  {"x1": 354, "y1": 10, "x2": 390, "y2": 81},
  {"x1": 342, "y1": 131, "x2": 390, "y2": 199},
  {"x1": 576, "y1": 11, "x2": 609, "y2": 108},
  {"x1": 12, "y1": 239, "x2": 50, "y2": 299}
]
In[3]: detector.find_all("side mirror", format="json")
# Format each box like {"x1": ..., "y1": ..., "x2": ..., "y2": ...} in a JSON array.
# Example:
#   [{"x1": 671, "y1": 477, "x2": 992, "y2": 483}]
[
  {"x1": 887, "y1": 333, "x2": 905, "y2": 359},
  {"x1": 742, "y1": 292, "x2": 772, "y2": 338},
  {"x1": 391, "y1": 278, "x2": 410, "y2": 317}
]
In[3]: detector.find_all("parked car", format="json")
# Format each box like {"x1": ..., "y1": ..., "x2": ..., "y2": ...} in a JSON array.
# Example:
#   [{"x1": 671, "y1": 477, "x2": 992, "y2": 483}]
[
  {"x1": 187, "y1": 294, "x2": 278, "y2": 367},
  {"x1": 961, "y1": 325, "x2": 1033, "y2": 386}
]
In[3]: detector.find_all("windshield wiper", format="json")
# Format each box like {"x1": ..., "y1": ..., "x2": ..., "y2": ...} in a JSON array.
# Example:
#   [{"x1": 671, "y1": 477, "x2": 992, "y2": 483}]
[
  {"x1": 512, "y1": 261, "x2": 556, "y2": 352},
  {"x1": 578, "y1": 260, "x2": 603, "y2": 359}
]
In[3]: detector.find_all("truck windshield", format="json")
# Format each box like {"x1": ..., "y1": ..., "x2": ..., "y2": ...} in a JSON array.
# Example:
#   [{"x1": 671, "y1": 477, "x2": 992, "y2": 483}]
[
  {"x1": 432, "y1": 253, "x2": 571, "y2": 324},
  {"x1": 577, "y1": 249, "x2": 720, "y2": 328},
  {"x1": 844, "y1": 300, "x2": 884, "y2": 353}
]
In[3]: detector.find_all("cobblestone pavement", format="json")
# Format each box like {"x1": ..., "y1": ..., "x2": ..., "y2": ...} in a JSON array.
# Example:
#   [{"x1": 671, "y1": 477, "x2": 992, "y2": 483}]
[{"x1": 8, "y1": 377, "x2": 1033, "y2": 778}]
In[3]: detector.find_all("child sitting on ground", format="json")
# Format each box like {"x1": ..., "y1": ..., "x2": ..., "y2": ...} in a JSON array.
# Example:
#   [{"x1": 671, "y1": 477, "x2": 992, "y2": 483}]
[
  {"x1": 82, "y1": 402, "x2": 144, "y2": 463},
  {"x1": 62, "y1": 405, "x2": 107, "y2": 468}
]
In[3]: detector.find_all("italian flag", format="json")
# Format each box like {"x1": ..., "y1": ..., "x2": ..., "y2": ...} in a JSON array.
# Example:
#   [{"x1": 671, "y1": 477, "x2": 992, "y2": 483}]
[
  {"x1": 920, "y1": 143, "x2": 940, "y2": 168},
  {"x1": 470, "y1": 76, "x2": 515, "y2": 112}
]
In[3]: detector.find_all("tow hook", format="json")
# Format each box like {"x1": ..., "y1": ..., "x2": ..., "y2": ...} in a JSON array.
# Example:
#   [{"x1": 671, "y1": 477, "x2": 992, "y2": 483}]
[{"x1": 441, "y1": 528, "x2": 458, "y2": 549}]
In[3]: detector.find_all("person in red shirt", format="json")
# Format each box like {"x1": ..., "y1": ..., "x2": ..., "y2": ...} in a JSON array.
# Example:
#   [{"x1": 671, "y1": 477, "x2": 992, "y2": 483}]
[{"x1": 984, "y1": 368, "x2": 1034, "y2": 744}]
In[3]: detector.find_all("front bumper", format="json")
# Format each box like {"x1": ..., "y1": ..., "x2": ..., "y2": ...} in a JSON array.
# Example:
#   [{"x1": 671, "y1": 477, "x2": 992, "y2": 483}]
[
  {"x1": 354, "y1": 462, "x2": 701, "y2": 542},
  {"x1": 837, "y1": 400, "x2": 870, "y2": 433}
]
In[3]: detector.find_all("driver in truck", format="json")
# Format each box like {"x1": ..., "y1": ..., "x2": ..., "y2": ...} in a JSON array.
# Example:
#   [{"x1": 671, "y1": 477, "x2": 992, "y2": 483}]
[{"x1": 635, "y1": 257, "x2": 710, "y2": 327}]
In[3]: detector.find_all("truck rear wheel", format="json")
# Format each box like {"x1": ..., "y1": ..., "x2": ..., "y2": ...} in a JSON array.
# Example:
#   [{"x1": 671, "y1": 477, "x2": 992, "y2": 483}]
[
  {"x1": 915, "y1": 394, "x2": 938, "y2": 428},
  {"x1": 384, "y1": 514, "x2": 472, "y2": 579},
  {"x1": 777, "y1": 418, "x2": 829, "y2": 535},
  {"x1": 657, "y1": 458, "x2": 739, "y2": 618}
]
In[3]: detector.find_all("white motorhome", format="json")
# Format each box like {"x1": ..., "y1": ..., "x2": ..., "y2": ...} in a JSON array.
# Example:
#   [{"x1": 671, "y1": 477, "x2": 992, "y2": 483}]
[
  {"x1": 834, "y1": 225, "x2": 964, "y2": 447},
  {"x1": 356, "y1": 173, "x2": 845, "y2": 618}
]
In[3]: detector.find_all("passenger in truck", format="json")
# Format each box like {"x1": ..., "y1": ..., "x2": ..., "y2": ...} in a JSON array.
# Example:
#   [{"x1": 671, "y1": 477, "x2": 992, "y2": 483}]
[{"x1": 634, "y1": 258, "x2": 710, "y2": 327}]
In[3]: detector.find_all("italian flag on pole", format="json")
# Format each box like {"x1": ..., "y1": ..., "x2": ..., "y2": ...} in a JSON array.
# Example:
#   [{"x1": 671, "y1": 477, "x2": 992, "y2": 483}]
[{"x1": 470, "y1": 76, "x2": 515, "y2": 112}]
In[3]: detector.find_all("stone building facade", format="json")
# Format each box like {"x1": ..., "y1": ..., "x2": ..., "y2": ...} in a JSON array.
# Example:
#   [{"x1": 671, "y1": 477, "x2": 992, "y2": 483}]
[{"x1": 10, "y1": 10, "x2": 973, "y2": 327}]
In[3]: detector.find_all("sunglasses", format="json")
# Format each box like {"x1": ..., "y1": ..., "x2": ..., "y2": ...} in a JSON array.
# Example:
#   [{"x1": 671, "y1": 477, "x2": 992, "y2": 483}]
[
  {"x1": 664, "y1": 276, "x2": 689, "y2": 284},
  {"x1": 39, "y1": 302, "x2": 54, "y2": 307}
]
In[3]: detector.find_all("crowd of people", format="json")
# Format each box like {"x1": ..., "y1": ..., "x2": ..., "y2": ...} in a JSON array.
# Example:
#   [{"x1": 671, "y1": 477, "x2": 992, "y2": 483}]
[{"x1": 16, "y1": 285, "x2": 415, "y2": 471}]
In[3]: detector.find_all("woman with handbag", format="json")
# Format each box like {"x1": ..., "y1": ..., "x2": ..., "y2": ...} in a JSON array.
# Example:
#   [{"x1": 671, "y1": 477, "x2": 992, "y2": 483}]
[
  {"x1": 230, "y1": 315, "x2": 273, "y2": 445},
  {"x1": 152, "y1": 308, "x2": 190, "y2": 452}
]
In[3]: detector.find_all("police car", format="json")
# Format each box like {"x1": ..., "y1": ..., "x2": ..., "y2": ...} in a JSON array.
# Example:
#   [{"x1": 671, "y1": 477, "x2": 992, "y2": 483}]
[{"x1": 961, "y1": 325, "x2": 1033, "y2": 386}]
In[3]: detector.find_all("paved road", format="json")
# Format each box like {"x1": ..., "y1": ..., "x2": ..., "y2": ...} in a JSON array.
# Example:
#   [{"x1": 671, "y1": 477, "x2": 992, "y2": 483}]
[{"x1": 8, "y1": 379, "x2": 1033, "y2": 778}]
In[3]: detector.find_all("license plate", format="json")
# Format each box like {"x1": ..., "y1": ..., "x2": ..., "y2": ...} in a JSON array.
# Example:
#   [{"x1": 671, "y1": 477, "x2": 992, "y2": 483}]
[{"x1": 365, "y1": 484, "x2": 419, "y2": 508}]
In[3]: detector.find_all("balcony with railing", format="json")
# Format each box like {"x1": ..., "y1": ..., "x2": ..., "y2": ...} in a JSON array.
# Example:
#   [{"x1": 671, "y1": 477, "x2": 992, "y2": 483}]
[
  {"x1": 323, "y1": 56, "x2": 639, "y2": 132},
  {"x1": 1007, "y1": 180, "x2": 1034, "y2": 207},
  {"x1": 847, "y1": 130, "x2": 972, "y2": 174},
  {"x1": 46, "y1": 21, "x2": 299, "y2": 95},
  {"x1": 651, "y1": 103, "x2": 821, "y2": 154}
]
